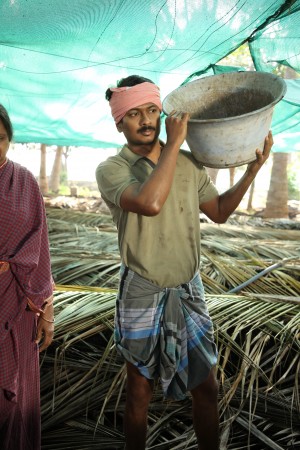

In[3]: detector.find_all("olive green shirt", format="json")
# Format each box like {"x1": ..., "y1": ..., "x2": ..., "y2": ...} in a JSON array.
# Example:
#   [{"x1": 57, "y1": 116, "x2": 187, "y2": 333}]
[{"x1": 96, "y1": 145, "x2": 218, "y2": 288}]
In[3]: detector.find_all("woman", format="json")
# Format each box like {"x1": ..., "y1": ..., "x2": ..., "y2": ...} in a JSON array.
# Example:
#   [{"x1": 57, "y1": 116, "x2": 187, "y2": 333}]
[{"x1": 0, "y1": 104, "x2": 54, "y2": 450}]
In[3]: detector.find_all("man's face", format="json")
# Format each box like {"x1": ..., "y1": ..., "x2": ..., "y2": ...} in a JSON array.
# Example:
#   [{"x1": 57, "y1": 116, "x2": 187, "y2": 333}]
[{"x1": 116, "y1": 102, "x2": 161, "y2": 147}]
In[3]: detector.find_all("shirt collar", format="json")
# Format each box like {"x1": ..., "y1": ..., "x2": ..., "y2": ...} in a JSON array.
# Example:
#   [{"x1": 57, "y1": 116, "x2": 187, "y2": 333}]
[
  {"x1": 119, "y1": 140, "x2": 165, "y2": 166},
  {"x1": 119, "y1": 145, "x2": 144, "y2": 166}
]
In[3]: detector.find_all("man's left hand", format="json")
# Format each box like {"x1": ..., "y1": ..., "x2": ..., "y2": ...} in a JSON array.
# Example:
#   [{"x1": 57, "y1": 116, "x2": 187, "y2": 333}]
[{"x1": 247, "y1": 130, "x2": 273, "y2": 176}]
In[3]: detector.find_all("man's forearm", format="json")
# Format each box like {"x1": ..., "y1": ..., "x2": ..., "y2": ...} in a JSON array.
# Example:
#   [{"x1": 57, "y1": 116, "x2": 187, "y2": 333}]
[{"x1": 138, "y1": 144, "x2": 180, "y2": 210}]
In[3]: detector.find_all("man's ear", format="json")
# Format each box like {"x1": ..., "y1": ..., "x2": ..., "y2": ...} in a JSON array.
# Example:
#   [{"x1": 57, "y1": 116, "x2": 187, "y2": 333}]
[{"x1": 116, "y1": 121, "x2": 123, "y2": 133}]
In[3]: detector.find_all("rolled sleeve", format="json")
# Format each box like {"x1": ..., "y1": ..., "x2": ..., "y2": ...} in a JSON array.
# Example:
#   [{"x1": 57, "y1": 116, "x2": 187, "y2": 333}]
[
  {"x1": 198, "y1": 166, "x2": 219, "y2": 205},
  {"x1": 96, "y1": 159, "x2": 137, "y2": 207}
]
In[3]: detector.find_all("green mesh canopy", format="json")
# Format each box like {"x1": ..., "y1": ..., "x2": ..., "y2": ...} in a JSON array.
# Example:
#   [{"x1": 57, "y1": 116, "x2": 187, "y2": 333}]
[{"x1": 0, "y1": 0, "x2": 299, "y2": 152}]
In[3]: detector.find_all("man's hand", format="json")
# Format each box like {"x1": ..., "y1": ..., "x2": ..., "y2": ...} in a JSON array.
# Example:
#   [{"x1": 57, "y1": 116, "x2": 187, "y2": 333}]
[
  {"x1": 36, "y1": 303, "x2": 54, "y2": 352},
  {"x1": 165, "y1": 110, "x2": 190, "y2": 149},
  {"x1": 200, "y1": 130, "x2": 274, "y2": 224},
  {"x1": 247, "y1": 130, "x2": 273, "y2": 176}
]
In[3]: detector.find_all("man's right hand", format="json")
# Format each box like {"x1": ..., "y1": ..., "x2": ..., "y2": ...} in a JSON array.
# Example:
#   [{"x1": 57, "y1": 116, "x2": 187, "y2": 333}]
[
  {"x1": 120, "y1": 110, "x2": 190, "y2": 216},
  {"x1": 165, "y1": 110, "x2": 190, "y2": 149}
]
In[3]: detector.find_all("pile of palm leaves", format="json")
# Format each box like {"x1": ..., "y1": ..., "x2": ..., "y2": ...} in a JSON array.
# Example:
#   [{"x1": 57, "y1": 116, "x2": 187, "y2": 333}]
[{"x1": 41, "y1": 208, "x2": 300, "y2": 449}]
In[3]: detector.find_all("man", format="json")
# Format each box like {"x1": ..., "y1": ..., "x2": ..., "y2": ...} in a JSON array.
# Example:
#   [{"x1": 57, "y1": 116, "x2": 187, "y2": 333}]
[{"x1": 96, "y1": 75, "x2": 272, "y2": 450}]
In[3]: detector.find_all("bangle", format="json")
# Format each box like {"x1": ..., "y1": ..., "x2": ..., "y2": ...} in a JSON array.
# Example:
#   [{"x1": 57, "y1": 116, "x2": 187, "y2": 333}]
[
  {"x1": 40, "y1": 316, "x2": 55, "y2": 323},
  {"x1": 42, "y1": 295, "x2": 54, "y2": 310}
]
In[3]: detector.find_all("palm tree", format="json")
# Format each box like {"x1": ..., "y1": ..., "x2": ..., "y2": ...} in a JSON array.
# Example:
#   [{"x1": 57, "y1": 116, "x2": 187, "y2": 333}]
[
  {"x1": 50, "y1": 145, "x2": 64, "y2": 194},
  {"x1": 206, "y1": 167, "x2": 219, "y2": 184},
  {"x1": 62, "y1": 146, "x2": 72, "y2": 183},
  {"x1": 264, "y1": 152, "x2": 289, "y2": 218},
  {"x1": 39, "y1": 143, "x2": 49, "y2": 195},
  {"x1": 206, "y1": 167, "x2": 235, "y2": 187},
  {"x1": 263, "y1": 65, "x2": 298, "y2": 219}
]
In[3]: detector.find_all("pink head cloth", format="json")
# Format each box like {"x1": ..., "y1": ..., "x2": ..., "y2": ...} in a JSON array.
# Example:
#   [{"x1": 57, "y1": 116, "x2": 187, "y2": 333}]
[{"x1": 109, "y1": 82, "x2": 162, "y2": 124}]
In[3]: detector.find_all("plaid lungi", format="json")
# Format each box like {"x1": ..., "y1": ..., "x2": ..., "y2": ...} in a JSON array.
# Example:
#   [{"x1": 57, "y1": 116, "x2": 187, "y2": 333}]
[{"x1": 115, "y1": 266, "x2": 218, "y2": 400}]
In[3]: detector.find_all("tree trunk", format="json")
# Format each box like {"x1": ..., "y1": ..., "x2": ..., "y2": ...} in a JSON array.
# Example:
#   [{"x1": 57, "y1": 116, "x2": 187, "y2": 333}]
[
  {"x1": 39, "y1": 144, "x2": 48, "y2": 195},
  {"x1": 50, "y1": 146, "x2": 63, "y2": 194},
  {"x1": 247, "y1": 180, "x2": 255, "y2": 211},
  {"x1": 62, "y1": 146, "x2": 72, "y2": 183},
  {"x1": 229, "y1": 167, "x2": 235, "y2": 187},
  {"x1": 206, "y1": 167, "x2": 235, "y2": 188},
  {"x1": 264, "y1": 152, "x2": 289, "y2": 218},
  {"x1": 206, "y1": 167, "x2": 219, "y2": 185}
]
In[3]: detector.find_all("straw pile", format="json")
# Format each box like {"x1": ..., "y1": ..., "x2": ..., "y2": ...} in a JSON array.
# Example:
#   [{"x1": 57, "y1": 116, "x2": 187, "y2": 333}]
[{"x1": 41, "y1": 207, "x2": 300, "y2": 449}]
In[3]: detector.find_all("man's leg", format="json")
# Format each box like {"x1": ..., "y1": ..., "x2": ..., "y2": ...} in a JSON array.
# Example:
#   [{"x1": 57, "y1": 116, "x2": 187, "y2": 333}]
[
  {"x1": 190, "y1": 368, "x2": 219, "y2": 450},
  {"x1": 124, "y1": 361, "x2": 154, "y2": 450}
]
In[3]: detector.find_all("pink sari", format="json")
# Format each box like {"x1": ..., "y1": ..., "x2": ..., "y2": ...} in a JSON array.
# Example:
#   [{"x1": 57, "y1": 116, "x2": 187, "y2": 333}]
[{"x1": 0, "y1": 160, "x2": 53, "y2": 450}]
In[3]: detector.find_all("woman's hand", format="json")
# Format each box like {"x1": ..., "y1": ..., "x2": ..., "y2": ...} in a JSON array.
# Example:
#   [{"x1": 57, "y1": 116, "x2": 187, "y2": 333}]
[{"x1": 36, "y1": 302, "x2": 54, "y2": 352}]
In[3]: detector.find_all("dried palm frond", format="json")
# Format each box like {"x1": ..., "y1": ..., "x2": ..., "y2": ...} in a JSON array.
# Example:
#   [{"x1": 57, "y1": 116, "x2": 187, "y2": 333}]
[
  {"x1": 41, "y1": 286, "x2": 300, "y2": 450},
  {"x1": 46, "y1": 208, "x2": 116, "y2": 230},
  {"x1": 48, "y1": 214, "x2": 300, "y2": 295},
  {"x1": 42, "y1": 208, "x2": 300, "y2": 449}
]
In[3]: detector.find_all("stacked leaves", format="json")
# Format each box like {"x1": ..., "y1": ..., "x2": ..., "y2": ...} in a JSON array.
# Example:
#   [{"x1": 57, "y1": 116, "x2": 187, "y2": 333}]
[{"x1": 41, "y1": 208, "x2": 300, "y2": 449}]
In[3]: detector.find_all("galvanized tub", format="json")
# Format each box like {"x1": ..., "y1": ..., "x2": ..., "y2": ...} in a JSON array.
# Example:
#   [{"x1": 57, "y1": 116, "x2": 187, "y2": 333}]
[{"x1": 162, "y1": 71, "x2": 287, "y2": 168}]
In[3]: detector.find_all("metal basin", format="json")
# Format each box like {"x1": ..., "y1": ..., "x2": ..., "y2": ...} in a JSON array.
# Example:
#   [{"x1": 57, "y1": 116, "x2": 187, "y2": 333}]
[{"x1": 162, "y1": 71, "x2": 286, "y2": 168}]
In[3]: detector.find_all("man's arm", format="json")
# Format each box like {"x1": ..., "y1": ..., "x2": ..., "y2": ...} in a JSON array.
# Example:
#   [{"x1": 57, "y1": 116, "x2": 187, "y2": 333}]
[
  {"x1": 200, "y1": 131, "x2": 273, "y2": 223},
  {"x1": 120, "y1": 112, "x2": 189, "y2": 216}
]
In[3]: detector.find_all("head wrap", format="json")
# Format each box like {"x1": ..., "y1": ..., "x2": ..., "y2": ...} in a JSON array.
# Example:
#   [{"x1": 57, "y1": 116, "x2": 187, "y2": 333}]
[{"x1": 109, "y1": 82, "x2": 162, "y2": 124}]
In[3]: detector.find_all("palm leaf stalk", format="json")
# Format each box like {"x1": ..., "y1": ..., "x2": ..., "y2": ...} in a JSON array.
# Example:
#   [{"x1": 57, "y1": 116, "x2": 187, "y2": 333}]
[
  {"x1": 47, "y1": 209, "x2": 300, "y2": 295},
  {"x1": 40, "y1": 286, "x2": 299, "y2": 450},
  {"x1": 42, "y1": 208, "x2": 299, "y2": 449}
]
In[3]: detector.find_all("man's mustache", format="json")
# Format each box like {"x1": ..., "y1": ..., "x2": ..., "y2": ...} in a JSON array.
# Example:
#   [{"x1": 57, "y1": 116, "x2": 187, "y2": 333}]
[{"x1": 137, "y1": 126, "x2": 156, "y2": 133}]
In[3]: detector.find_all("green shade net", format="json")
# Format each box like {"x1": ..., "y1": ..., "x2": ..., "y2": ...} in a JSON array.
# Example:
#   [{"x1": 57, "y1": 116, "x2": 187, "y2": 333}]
[{"x1": 0, "y1": 0, "x2": 299, "y2": 153}]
